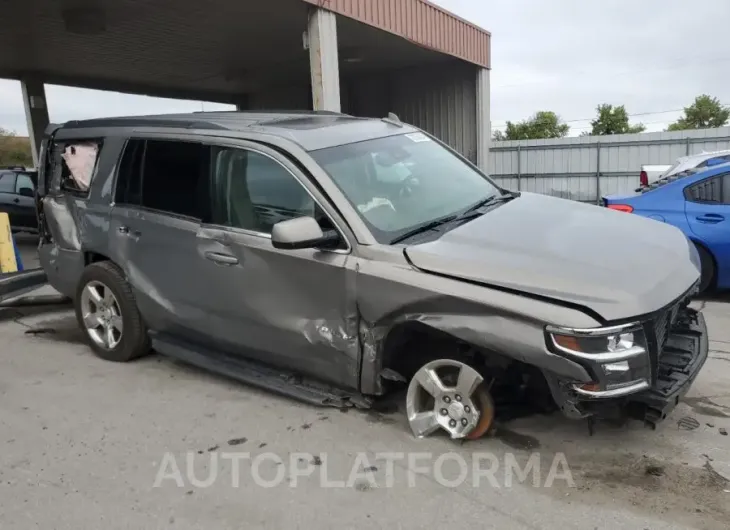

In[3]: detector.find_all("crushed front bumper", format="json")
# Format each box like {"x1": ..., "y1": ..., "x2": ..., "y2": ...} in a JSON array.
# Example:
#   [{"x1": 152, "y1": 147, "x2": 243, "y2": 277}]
[
  {"x1": 625, "y1": 308, "x2": 708, "y2": 427},
  {"x1": 545, "y1": 307, "x2": 708, "y2": 426}
]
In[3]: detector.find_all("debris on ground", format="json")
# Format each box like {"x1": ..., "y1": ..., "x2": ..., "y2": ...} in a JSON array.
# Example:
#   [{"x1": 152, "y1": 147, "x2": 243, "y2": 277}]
[
  {"x1": 677, "y1": 416, "x2": 700, "y2": 430},
  {"x1": 645, "y1": 464, "x2": 665, "y2": 477},
  {"x1": 24, "y1": 328, "x2": 56, "y2": 336},
  {"x1": 227, "y1": 437, "x2": 247, "y2": 446}
]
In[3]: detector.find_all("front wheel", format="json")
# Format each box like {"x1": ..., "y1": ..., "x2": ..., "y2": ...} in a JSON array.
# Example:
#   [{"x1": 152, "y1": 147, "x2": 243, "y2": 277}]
[
  {"x1": 406, "y1": 359, "x2": 495, "y2": 440},
  {"x1": 74, "y1": 261, "x2": 151, "y2": 362}
]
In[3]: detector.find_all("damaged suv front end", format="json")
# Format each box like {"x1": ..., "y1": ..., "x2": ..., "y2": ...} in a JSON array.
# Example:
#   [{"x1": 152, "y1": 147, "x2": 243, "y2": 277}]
[{"x1": 544, "y1": 286, "x2": 707, "y2": 426}]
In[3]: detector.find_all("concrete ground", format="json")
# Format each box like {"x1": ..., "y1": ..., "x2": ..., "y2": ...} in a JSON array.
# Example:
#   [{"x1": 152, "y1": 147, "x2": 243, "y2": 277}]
[{"x1": 1, "y1": 241, "x2": 728, "y2": 529}]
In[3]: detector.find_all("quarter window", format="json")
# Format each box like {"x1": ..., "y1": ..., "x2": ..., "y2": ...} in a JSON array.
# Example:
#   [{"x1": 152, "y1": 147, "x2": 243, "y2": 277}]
[
  {"x1": 59, "y1": 141, "x2": 102, "y2": 195},
  {"x1": 685, "y1": 173, "x2": 730, "y2": 204}
]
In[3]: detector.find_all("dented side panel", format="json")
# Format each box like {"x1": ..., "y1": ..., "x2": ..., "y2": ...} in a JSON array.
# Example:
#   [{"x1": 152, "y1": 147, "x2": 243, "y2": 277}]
[
  {"x1": 354, "y1": 245, "x2": 599, "y2": 395},
  {"x1": 37, "y1": 135, "x2": 125, "y2": 298},
  {"x1": 195, "y1": 225, "x2": 361, "y2": 390}
]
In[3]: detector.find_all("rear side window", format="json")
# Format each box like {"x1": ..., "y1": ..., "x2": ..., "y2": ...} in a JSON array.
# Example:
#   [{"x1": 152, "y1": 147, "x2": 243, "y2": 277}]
[
  {"x1": 0, "y1": 172, "x2": 15, "y2": 193},
  {"x1": 115, "y1": 139, "x2": 211, "y2": 220},
  {"x1": 685, "y1": 173, "x2": 730, "y2": 204},
  {"x1": 60, "y1": 141, "x2": 102, "y2": 195}
]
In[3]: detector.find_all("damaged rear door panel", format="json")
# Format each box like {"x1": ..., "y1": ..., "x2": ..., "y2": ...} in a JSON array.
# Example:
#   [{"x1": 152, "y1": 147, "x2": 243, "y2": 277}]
[
  {"x1": 107, "y1": 137, "x2": 217, "y2": 343},
  {"x1": 37, "y1": 130, "x2": 123, "y2": 298}
]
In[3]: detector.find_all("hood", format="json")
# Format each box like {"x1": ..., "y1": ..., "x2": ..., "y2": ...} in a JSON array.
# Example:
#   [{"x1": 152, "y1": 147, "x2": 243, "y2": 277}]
[{"x1": 405, "y1": 192, "x2": 700, "y2": 322}]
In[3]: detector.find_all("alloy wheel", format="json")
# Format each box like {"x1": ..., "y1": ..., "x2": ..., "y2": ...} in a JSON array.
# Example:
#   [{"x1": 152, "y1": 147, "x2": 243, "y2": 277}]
[
  {"x1": 406, "y1": 359, "x2": 490, "y2": 439},
  {"x1": 80, "y1": 280, "x2": 123, "y2": 350}
]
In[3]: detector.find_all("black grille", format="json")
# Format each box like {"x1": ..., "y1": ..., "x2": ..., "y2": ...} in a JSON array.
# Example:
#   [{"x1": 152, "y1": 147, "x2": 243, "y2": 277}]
[{"x1": 646, "y1": 302, "x2": 683, "y2": 381}]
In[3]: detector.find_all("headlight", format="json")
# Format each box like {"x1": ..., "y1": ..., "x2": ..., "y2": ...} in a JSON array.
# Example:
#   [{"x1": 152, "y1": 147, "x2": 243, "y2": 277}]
[{"x1": 546, "y1": 322, "x2": 647, "y2": 361}]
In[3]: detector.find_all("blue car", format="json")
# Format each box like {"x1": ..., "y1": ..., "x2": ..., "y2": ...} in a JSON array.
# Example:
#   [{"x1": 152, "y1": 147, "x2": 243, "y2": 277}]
[{"x1": 604, "y1": 158, "x2": 730, "y2": 292}]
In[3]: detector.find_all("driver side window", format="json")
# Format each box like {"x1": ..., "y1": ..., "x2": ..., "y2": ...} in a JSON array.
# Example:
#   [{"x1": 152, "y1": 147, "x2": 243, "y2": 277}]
[{"x1": 210, "y1": 146, "x2": 337, "y2": 237}]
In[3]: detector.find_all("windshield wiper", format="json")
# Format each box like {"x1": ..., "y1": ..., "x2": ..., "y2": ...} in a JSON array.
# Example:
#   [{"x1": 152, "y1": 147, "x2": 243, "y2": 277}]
[
  {"x1": 461, "y1": 191, "x2": 519, "y2": 216},
  {"x1": 390, "y1": 214, "x2": 459, "y2": 244}
]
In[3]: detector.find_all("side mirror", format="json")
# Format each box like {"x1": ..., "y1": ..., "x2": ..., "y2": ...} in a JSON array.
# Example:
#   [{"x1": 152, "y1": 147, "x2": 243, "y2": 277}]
[
  {"x1": 271, "y1": 216, "x2": 340, "y2": 250},
  {"x1": 18, "y1": 187, "x2": 34, "y2": 198}
]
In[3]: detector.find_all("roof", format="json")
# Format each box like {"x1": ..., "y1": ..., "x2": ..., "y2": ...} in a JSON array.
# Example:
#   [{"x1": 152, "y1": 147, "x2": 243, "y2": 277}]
[
  {"x1": 303, "y1": 0, "x2": 491, "y2": 68},
  {"x1": 53, "y1": 111, "x2": 420, "y2": 151}
]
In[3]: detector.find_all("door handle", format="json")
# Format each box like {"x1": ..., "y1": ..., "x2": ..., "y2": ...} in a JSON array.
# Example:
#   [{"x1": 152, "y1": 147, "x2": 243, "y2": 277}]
[
  {"x1": 204, "y1": 251, "x2": 239, "y2": 265},
  {"x1": 696, "y1": 214, "x2": 724, "y2": 224},
  {"x1": 118, "y1": 226, "x2": 141, "y2": 238},
  {"x1": 13, "y1": 198, "x2": 19, "y2": 204}
]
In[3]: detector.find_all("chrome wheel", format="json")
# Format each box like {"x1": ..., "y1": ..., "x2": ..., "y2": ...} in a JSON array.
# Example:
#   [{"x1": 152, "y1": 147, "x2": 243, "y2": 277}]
[
  {"x1": 406, "y1": 359, "x2": 485, "y2": 439},
  {"x1": 80, "y1": 280, "x2": 123, "y2": 350}
]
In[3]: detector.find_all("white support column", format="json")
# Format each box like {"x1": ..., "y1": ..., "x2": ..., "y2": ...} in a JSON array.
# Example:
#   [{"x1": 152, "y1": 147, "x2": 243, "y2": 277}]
[
  {"x1": 20, "y1": 78, "x2": 50, "y2": 168},
  {"x1": 476, "y1": 67, "x2": 491, "y2": 172},
  {"x1": 307, "y1": 7, "x2": 341, "y2": 112}
]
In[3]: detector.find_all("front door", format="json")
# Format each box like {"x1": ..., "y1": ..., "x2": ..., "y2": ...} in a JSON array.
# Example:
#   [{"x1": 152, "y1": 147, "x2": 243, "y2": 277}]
[
  {"x1": 684, "y1": 171, "x2": 730, "y2": 281},
  {"x1": 196, "y1": 143, "x2": 360, "y2": 389}
]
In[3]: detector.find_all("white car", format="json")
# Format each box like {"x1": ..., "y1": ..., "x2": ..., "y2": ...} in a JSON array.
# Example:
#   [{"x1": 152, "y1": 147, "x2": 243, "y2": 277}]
[
  {"x1": 639, "y1": 164, "x2": 671, "y2": 187},
  {"x1": 641, "y1": 149, "x2": 730, "y2": 188}
]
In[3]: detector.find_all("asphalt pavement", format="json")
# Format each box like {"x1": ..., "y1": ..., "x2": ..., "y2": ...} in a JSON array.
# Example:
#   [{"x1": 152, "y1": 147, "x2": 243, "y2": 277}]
[{"x1": 1, "y1": 241, "x2": 728, "y2": 529}]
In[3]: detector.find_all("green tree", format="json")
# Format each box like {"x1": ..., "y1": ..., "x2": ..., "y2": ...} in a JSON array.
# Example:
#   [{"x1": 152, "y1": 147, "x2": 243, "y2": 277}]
[
  {"x1": 589, "y1": 104, "x2": 645, "y2": 135},
  {"x1": 0, "y1": 127, "x2": 33, "y2": 167},
  {"x1": 492, "y1": 111, "x2": 570, "y2": 141},
  {"x1": 667, "y1": 95, "x2": 729, "y2": 131}
]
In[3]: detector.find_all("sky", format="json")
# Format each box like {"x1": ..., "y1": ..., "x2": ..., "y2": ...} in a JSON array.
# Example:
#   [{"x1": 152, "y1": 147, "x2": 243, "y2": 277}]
[{"x1": 1, "y1": 0, "x2": 729, "y2": 137}]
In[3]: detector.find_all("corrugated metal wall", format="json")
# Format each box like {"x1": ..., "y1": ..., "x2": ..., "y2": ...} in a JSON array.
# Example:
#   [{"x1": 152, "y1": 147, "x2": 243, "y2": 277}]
[
  {"x1": 245, "y1": 60, "x2": 478, "y2": 162},
  {"x1": 390, "y1": 62, "x2": 478, "y2": 162},
  {"x1": 489, "y1": 127, "x2": 730, "y2": 202},
  {"x1": 346, "y1": 61, "x2": 478, "y2": 161},
  {"x1": 302, "y1": 0, "x2": 491, "y2": 68}
]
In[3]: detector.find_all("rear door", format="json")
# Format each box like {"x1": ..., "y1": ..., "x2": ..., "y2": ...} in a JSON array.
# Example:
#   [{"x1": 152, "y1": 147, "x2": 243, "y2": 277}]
[
  {"x1": 684, "y1": 172, "x2": 730, "y2": 278},
  {"x1": 108, "y1": 137, "x2": 214, "y2": 343}
]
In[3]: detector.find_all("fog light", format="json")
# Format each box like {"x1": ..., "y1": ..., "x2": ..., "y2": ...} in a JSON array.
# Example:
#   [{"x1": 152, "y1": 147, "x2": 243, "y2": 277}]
[{"x1": 602, "y1": 361, "x2": 630, "y2": 374}]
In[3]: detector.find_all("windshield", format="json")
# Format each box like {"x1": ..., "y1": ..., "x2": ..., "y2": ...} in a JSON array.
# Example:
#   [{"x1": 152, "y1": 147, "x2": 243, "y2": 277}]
[{"x1": 311, "y1": 132, "x2": 502, "y2": 243}]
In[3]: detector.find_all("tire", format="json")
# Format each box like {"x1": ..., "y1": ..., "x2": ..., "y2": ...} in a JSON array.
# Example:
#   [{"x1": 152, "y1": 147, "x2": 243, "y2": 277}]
[
  {"x1": 695, "y1": 243, "x2": 715, "y2": 294},
  {"x1": 74, "y1": 261, "x2": 151, "y2": 362}
]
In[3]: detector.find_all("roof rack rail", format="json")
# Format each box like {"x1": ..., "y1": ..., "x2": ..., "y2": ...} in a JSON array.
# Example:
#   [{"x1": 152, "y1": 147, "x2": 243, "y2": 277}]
[
  {"x1": 61, "y1": 118, "x2": 230, "y2": 131},
  {"x1": 381, "y1": 112, "x2": 403, "y2": 127}
]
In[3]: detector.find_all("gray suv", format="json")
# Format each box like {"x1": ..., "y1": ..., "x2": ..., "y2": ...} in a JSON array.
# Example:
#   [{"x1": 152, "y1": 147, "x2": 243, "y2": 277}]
[{"x1": 36, "y1": 111, "x2": 708, "y2": 439}]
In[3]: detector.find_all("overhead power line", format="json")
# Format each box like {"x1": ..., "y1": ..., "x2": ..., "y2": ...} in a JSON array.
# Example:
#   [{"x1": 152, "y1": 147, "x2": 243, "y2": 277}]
[{"x1": 491, "y1": 103, "x2": 730, "y2": 130}]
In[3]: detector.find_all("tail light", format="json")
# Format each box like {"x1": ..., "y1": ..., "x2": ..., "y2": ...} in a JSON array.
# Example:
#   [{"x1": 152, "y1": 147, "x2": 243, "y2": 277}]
[
  {"x1": 640, "y1": 170, "x2": 648, "y2": 187},
  {"x1": 607, "y1": 204, "x2": 634, "y2": 213}
]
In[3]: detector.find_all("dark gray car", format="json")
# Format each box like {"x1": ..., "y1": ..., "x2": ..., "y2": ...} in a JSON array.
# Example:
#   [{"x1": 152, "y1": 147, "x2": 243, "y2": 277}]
[
  {"x1": 36, "y1": 111, "x2": 709, "y2": 440},
  {"x1": 0, "y1": 167, "x2": 37, "y2": 231}
]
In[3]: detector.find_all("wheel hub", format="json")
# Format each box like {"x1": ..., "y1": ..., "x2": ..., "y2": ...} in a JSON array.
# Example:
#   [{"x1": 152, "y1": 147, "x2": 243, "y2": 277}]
[
  {"x1": 80, "y1": 280, "x2": 123, "y2": 350},
  {"x1": 406, "y1": 359, "x2": 490, "y2": 440}
]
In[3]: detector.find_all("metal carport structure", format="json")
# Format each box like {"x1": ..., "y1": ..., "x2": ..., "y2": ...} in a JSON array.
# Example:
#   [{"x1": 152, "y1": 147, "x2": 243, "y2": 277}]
[{"x1": 2, "y1": 0, "x2": 491, "y2": 169}]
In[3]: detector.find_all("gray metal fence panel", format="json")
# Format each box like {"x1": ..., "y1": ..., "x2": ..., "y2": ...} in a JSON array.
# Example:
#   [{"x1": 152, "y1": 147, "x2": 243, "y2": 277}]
[{"x1": 489, "y1": 127, "x2": 730, "y2": 202}]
